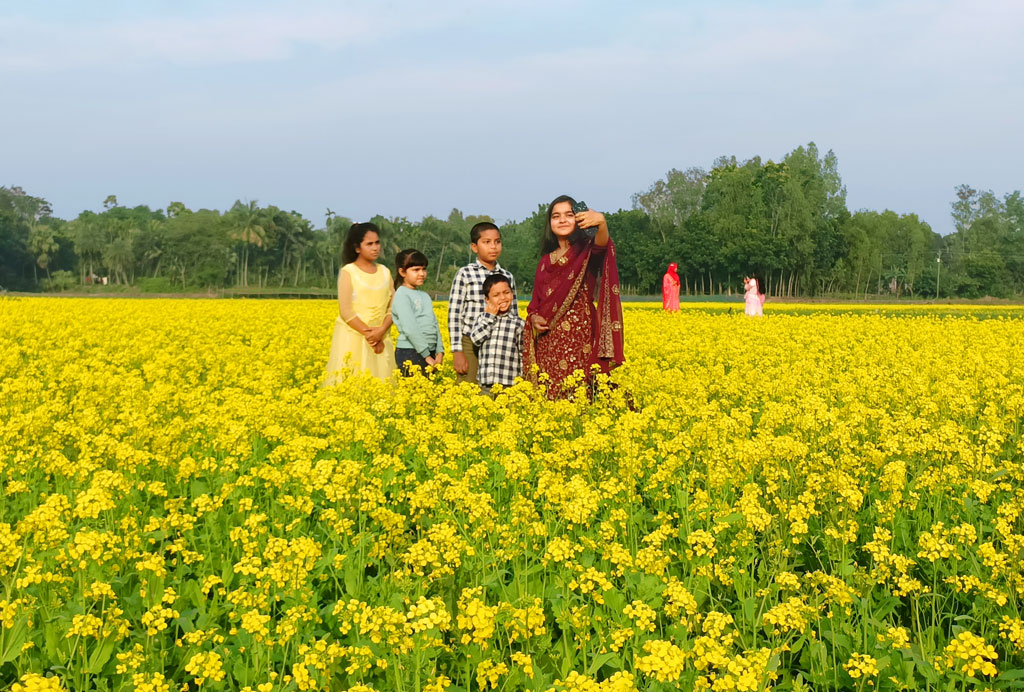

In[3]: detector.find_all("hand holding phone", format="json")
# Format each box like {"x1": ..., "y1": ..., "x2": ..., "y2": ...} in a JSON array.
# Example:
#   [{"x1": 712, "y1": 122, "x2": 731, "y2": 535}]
[{"x1": 573, "y1": 200, "x2": 598, "y2": 238}]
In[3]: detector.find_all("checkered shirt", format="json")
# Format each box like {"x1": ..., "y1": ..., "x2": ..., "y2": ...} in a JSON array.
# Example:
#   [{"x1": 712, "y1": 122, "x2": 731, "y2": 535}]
[
  {"x1": 469, "y1": 310, "x2": 525, "y2": 387},
  {"x1": 448, "y1": 261, "x2": 516, "y2": 351}
]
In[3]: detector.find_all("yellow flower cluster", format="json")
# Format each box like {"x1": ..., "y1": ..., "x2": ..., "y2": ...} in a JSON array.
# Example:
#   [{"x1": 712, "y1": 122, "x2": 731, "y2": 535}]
[
  {"x1": 940, "y1": 631, "x2": 999, "y2": 678},
  {"x1": 636, "y1": 638, "x2": 688, "y2": 682},
  {"x1": 843, "y1": 652, "x2": 879, "y2": 679},
  {"x1": 11, "y1": 674, "x2": 66, "y2": 692},
  {"x1": 184, "y1": 651, "x2": 227, "y2": 686},
  {"x1": 762, "y1": 597, "x2": 817, "y2": 635}
]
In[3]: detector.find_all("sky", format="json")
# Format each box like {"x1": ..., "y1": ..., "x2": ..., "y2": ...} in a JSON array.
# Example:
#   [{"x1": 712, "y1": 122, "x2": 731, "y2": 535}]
[{"x1": 1, "y1": 0, "x2": 1021, "y2": 235}]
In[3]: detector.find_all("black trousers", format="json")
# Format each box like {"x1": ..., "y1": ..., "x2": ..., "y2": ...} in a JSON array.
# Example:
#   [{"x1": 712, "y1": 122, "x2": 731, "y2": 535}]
[{"x1": 395, "y1": 348, "x2": 429, "y2": 376}]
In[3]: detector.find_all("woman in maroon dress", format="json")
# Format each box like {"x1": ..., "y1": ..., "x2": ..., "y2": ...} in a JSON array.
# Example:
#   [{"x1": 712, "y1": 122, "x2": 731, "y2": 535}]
[{"x1": 523, "y1": 195, "x2": 625, "y2": 398}]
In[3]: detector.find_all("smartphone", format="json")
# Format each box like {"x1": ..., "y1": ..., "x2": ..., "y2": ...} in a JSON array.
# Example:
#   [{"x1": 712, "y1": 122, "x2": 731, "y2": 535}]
[{"x1": 572, "y1": 200, "x2": 598, "y2": 238}]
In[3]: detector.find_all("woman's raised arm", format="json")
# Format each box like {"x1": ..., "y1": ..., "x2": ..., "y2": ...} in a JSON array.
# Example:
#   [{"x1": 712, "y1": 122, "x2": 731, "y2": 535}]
[{"x1": 576, "y1": 209, "x2": 609, "y2": 247}]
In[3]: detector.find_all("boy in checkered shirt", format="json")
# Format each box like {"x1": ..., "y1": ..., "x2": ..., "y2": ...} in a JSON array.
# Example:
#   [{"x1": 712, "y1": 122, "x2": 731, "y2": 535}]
[
  {"x1": 448, "y1": 222, "x2": 516, "y2": 384},
  {"x1": 469, "y1": 274, "x2": 525, "y2": 394}
]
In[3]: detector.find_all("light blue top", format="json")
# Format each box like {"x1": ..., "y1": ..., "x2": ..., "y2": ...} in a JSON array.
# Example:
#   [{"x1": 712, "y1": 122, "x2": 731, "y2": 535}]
[{"x1": 392, "y1": 285, "x2": 444, "y2": 357}]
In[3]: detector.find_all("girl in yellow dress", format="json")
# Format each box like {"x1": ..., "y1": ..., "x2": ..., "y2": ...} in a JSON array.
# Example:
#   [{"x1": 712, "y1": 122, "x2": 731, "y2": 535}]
[{"x1": 324, "y1": 223, "x2": 396, "y2": 384}]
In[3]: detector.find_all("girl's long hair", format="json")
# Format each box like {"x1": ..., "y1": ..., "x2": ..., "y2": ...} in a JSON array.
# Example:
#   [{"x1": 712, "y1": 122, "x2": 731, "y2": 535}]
[
  {"x1": 342, "y1": 222, "x2": 380, "y2": 265},
  {"x1": 541, "y1": 194, "x2": 585, "y2": 255},
  {"x1": 395, "y1": 249, "x2": 428, "y2": 288}
]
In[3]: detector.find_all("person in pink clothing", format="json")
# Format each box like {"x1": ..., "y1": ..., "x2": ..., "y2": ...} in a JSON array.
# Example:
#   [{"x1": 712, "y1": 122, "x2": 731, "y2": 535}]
[
  {"x1": 662, "y1": 263, "x2": 680, "y2": 312},
  {"x1": 744, "y1": 276, "x2": 764, "y2": 316}
]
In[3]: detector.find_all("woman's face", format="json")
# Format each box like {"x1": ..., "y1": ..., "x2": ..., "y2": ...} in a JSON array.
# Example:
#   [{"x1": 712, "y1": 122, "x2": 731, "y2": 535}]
[
  {"x1": 549, "y1": 201, "x2": 576, "y2": 238},
  {"x1": 357, "y1": 232, "x2": 381, "y2": 261}
]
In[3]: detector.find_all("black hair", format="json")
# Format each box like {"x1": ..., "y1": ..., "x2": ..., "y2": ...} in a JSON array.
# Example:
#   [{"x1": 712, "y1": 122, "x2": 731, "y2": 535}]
[
  {"x1": 753, "y1": 274, "x2": 766, "y2": 295},
  {"x1": 541, "y1": 194, "x2": 584, "y2": 254},
  {"x1": 470, "y1": 221, "x2": 500, "y2": 244},
  {"x1": 342, "y1": 222, "x2": 380, "y2": 265},
  {"x1": 395, "y1": 249, "x2": 429, "y2": 288},
  {"x1": 482, "y1": 273, "x2": 511, "y2": 298}
]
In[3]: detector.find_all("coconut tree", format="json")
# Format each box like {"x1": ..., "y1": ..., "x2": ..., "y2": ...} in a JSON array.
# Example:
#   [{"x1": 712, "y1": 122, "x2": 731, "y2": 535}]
[
  {"x1": 229, "y1": 200, "x2": 269, "y2": 287},
  {"x1": 28, "y1": 225, "x2": 59, "y2": 282}
]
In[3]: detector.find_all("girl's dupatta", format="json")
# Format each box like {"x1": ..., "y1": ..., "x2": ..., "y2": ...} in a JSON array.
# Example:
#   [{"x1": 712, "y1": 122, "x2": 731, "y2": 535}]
[{"x1": 523, "y1": 239, "x2": 624, "y2": 384}]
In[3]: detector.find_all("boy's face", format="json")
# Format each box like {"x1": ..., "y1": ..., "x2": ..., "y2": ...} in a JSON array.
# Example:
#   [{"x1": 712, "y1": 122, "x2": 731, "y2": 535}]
[
  {"x1": 471, "y1": 229, "x2": 502, "y2": 266},
  {"x1": 486, "y1": 281, "x2": 514, "y2": 314}
]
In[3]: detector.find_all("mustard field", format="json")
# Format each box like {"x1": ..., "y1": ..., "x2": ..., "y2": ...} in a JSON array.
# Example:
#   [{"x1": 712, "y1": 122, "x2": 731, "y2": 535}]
[{"x1": 2, "y1": 298, "x2": 1024, "y2": 692}]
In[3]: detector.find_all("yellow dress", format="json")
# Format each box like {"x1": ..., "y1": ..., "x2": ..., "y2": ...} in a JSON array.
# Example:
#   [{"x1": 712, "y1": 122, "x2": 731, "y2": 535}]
[{"x1": 324, "y1": 263, "x2": 396, "y2": 384}]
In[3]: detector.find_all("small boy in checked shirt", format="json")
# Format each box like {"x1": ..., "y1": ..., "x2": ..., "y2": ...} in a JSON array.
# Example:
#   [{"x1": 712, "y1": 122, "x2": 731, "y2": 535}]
[{"x1": 470, "y1": 274, "x2": 525, "y2": 395}]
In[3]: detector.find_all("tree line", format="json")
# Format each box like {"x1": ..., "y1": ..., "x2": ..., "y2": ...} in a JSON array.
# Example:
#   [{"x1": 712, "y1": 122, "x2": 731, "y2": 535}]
[{"x1": 2, "y1": 142, "x2": 1022, "y2": 298}]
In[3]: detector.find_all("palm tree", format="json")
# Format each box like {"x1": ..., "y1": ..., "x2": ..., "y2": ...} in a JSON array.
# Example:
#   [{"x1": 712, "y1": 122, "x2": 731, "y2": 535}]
[
  {"x1": 229, "y1": 200, "x2": 268, "y2": 287},
  {"x1": 72, "y1": 214, "x2": 105, "y2": 284},
  {"x1": 103, "y1": 235, "x2": 134, "y2": 285},
  {"x1": 140, "y1": 219, "x2": 165, "y2": 277},
  {"x1": 28, "y1": 225, "x2": 59, "y2": 282}
]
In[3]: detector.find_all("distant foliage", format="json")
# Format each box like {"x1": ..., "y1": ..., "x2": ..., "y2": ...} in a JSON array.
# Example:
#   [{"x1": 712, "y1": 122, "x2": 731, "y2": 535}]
[
  {"x1": 1, "y1": 144, "x2": 1021, "y2": 296},
  {"x1": 138, "y1": 276, "x2": 174, "y2": 293},
  {"x1": 41, "y1": 269, "x2": 75, "y2": 292}
]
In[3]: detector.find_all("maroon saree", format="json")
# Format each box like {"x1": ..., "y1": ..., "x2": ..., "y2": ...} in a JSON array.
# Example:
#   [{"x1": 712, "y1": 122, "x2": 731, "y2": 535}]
[{"x1": 523, "y1": 238, "x2": 625, "y2": 398}]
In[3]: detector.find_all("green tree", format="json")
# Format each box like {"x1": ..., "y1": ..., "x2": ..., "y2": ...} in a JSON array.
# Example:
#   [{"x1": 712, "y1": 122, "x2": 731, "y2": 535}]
[
  {"x1": 782, "y1": 143, "x2": 848, "y2": 295},
  {"x1": 69, "y1": 211, "x2": 105, "y2": 284},
  {"x1": 498, "y1": 204, "x2": 547, "y2": 293},
  {"x1": 165, "y1": 209, "x2": 232, "y2": 288},
  {"x1": 945, "y1": 185, "x2": 1019, "y2": 297},
  {"x1": 313, "y1": 212, "x2": 353, "y2": 285},
  {"x1": 699, "y1": 157, "x2": 778, "y2": 294},
  {"x1": 631, "y1": 167, "x2": 707, "y2": 243},
  {"x1": 229, "y1": 200, "x2": 271, "y2": 287},
  {"x1": 0, "y1": 186, "x2": 54, "y2": 289},
  {"x1": 28, "y1": 224, "x2": 59, "y2": 281}
]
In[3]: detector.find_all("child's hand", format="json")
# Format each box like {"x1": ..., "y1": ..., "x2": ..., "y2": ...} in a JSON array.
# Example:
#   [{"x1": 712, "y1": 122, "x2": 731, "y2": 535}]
[
  {"x1": 453, "y1": 352, "x2": 469, "y2": 375},
  {"x1": 484, "y1": 296, "x2": 501, "y2": 315}
]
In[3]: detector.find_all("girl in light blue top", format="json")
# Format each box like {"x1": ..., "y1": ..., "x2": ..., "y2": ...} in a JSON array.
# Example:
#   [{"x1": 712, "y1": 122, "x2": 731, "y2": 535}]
[{"x1": 392, "y1": 249, "x2": 444, "y2": 376}]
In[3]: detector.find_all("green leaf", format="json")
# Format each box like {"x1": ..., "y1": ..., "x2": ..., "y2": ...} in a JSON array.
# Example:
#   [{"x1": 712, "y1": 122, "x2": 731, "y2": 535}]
[
  {"x1": 588, "y1": 652, "x2": 620, "y2": 676},
  {"x1": 184, "y1": 577, "x2": 206, "y2": 611},
  {"x1": 44, "y1": 621, "x2": 61, "y2": 662},
  {"x1": 0, "y1": 621, "x2": 28, "y2": 665},
  {"x1": 638, "y1": 574, "x2": 663, "y2": 599},
  {"x1": 741, "y1": 597, "x2": 757, "y2": 621},
  {"x1": 603, "y1": 588, "x2": 626, "y2": 613},
  {"x1": 233, "y1": 656, "x2": 251, "y2": 685},
  {"x1": 720, "y1": 512, "x2": 744, "y2": 524},
  {"x1": 344, "y1": 553, "x2": 361, "y2": 597},
  {"x1": 84, "y1": 637, "x2": 117, "y2": 674}
]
